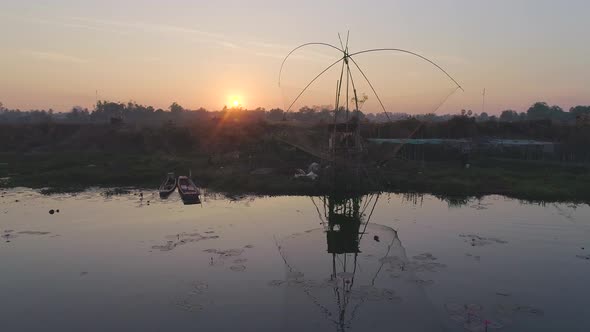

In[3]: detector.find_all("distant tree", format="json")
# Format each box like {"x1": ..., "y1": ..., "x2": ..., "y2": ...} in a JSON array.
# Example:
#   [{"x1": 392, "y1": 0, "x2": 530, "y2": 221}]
[
  {"x1": 478, "y1": 112, "x2": 489, "y2": 122},
  {"x1": 500, "y1": 110, "x2": 519, "y2": 122},
  {"x1": 527, "y1": 102, "x2": 550, "y2": 120},
  {"x1": 169, "y1": 102, "x2": 184, "y2": 113},
  {"x1": 527, "y1": 102, "x2": 566, "y2": 121},
  {"x1": 570, "y1": 105, "x2": 590, "y2": 117},
  {"x1": 66, "y1": 106, "x2": 90, "y2": 122},
  {"x1": 268, "y1": 108, "x2": 284, "y2": 121},
  {"x1": 419, "y1": 113, "x2": 438, "y2": 122}
]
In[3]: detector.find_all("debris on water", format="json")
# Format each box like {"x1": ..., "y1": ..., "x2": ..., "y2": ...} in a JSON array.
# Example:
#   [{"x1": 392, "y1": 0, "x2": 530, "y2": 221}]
[
  {"x1": 207, "y1": 248, "x2": 247, "y2": 268},
  {"x1": 268, "y1": 280, "x2": 285, "y2": 287},
  {"x1": 80, "y1": 271, "x2": 88, "y2": 276},
  {"x1": 230, "y1": 265, "x2": 246, "y2": 272},
  {"x1": 446, "y1": 302, "x2": 505, "y2": 331},
  {"x1": 379, "y1": 253, "x2": 446, "y2": 273},
  {"x1": 2, "y1": 231, "x2": 18, "y2": 242},
  {"x1": 174, "y1": 299, "x2": 204, "y2": 313},
  {"x1": 412, "y1": 253, "x2": 437, "y2": 261},
  {"x1": 286, "y1": 271, "x2": 304, "y2": 280},
  {"x1": 17, "y1": 231, "x2": 51, "y2": 235},
  {"x1": 576, "y1": 254, "x2": 590, "y2": 260},
  {"x1": 373, "y1": 235, "x2": 380, "y2": 242},
  {"x1": 496, "y1": 290, "x2": 511, "y2": 297},
  {"x1": 350, "y1": 285, "x2": 397, "y2": 301},
  {"x1": 189, "y1": 281, "x2": 208, "y2": 294},
  {"x1": 49, "y1": 209, "x2": 55, "y2": 214},
  {"x1": 466, "y1": 253, "x2": 482, "y2": 261},
  {"x1": 244, "y1": 244, "x2": 254, "y2": 249},
  {"x1": 409, "y1": 279, "x2": 434, "y2": 286},
  {"x1": 515, "y1": 305, "x2": 544, "y2": 316},
  {"x1": 217, "y1": 248, "x2": 245, "y2": 257},
  {"x1": 152, "y1": 241, "x2": 176, "y2": 251},
  {"x1": 460, "y1": 234, "x2": 508, "y2": 247},
  {"x1": 152, "y1": 232, "x2": 219, "y2": 252},
  {"x1": 448, "y1": 302, "x2": 545, "y2": 331},
  {"x1": 209, "y1": 257, "x2": 224, "y2": 266},
  {"x1": 56, "y1": 209, "x2": 60, "y2": 213}
]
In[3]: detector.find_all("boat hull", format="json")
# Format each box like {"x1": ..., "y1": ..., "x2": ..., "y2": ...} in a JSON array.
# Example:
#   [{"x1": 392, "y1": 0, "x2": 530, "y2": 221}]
[
  {"x1": 177, "y1": 176, "x2": 201, "y2": 204},
  {"x1": 158, "y1": 174, "x2": 177, "y2": 198}
]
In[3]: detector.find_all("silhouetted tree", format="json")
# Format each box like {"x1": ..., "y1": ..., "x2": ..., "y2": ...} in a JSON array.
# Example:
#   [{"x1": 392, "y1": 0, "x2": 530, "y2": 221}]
[
  {"x1": 500, "y1": 110, "x2": 519, "y2": 122},
  {"x1": 478, "y1": 112, "x2": 489, "y2": 122},
  {"x1": 169, "y1": 102, "x2": 184, "y2": 114},
  {"x1": 527, "y1": 102, "x2": 567, "y2": 121},
  {"x1": 268, "y1": 108, "x2": 284, "y2": 121},
  {"x1": 570, "y1": 105, "x2": 590, "y2": 117}
]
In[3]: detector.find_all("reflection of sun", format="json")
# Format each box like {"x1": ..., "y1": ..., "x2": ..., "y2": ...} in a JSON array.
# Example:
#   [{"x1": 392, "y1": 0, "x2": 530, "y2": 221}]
[{"x1": 233, "y1": 100, "x2": 239, "y2": 107}]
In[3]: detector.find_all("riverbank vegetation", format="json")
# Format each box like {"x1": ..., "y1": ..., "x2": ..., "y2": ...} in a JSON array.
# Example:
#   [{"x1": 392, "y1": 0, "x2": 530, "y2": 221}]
[{"x1": 1, "y1": 101, "x2": 589, "y2": 203}]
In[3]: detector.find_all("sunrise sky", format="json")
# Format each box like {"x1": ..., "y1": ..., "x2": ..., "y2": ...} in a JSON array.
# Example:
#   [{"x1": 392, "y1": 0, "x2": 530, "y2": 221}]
[{"x1": 1, "y1": 0, "x2": 589, "y2": 114}]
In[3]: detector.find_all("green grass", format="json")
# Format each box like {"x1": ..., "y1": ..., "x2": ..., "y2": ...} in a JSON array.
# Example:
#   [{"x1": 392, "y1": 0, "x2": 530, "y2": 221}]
[{"x1": 1, "y1": 152, "x2": 589, "y2": 203}]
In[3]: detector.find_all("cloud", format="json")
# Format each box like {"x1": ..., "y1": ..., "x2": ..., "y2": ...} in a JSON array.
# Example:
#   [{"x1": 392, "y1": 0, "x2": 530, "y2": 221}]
[
  {"x1": 19, "y1": 16, "x2": 127, "y2": 35},
  {"x1": 69, "y1": 16, "x2": 224, "y2": 40},
  {"x1": 19, "y1": 15, "x2": 339, "y2": 63},
  {"x1": 217, "y1": 41, "x2": 240, "y2": 49},
  {"x1": 25, "y1": 51, "x2": 88, "y2": 64}
]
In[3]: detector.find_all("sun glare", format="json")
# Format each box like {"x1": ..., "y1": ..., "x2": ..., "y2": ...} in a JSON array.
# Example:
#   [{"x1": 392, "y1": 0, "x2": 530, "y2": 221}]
[{"x1": 233, "y1": 100, "x2": 239, "y2": 107}]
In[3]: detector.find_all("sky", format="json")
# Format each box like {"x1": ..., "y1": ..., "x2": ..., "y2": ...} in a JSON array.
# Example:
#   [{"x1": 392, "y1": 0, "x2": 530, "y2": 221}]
[{"x1": 0, "y1": 0, "x2": 589, "y2": 114}]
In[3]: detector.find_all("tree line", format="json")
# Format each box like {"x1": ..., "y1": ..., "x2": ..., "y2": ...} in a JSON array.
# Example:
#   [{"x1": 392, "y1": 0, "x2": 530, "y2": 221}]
[{"x1": 1, "y1": 100, "x2": 589, "y2": 125}]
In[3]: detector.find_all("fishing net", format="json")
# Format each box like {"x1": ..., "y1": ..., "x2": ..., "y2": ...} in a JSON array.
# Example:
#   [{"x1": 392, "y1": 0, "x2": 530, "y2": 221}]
[
  {"x1": 278, "y1": 39, "x2": 462, "y2": 119},
  {"x1": 272, "y1": 198, "x2": 443, "y2": 331},
  {"x1": 277, "y1": 37, "x2": 464, "y2": 163}
]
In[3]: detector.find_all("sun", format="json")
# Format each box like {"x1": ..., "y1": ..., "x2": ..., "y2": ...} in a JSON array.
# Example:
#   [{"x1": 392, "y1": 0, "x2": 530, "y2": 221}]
[{"x1": 232, "y1": 100, "x2": 239, "y2": 107}]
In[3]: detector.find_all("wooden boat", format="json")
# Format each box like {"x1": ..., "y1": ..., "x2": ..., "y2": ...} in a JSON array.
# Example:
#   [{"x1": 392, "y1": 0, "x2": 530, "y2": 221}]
[
  {"x1": 158, "y1": 172, "x2": 177, "y2": 198},
  {"x1": 177, "y1": 176, "x2": 201, "y2": 204}
]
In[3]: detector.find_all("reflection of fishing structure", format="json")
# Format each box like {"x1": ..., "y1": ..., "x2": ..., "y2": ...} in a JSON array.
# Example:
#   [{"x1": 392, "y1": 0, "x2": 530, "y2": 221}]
[{"x1": 276, "y1": 193, "x2": 443, "y2": 332}]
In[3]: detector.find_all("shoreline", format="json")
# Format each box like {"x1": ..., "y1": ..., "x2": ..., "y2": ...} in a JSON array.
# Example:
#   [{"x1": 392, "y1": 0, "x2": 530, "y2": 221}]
[{"x1": 2, "y1": 152, "x2": 589, "y2": 205}]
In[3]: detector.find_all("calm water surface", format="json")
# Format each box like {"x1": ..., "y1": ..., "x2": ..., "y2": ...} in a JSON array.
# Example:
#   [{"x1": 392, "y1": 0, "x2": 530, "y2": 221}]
[{"x1": 1, "y1": 189, "x2": 589, "y2": 332}]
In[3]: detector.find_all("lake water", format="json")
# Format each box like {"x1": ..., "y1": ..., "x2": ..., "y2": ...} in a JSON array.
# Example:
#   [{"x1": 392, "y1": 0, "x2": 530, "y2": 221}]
[{"x1": 1, "y1": 189, "x2": 589, "y2": 332}]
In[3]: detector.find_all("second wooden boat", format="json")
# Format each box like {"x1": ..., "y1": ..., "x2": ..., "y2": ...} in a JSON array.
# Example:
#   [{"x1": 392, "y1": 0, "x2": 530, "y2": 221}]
[
  {"x1": 158, "y1": 172, "x2": 177, "y2": 198},
  {"x1": 177, "y1": 176, "x2": 200, "y2": 204}
]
